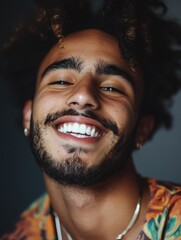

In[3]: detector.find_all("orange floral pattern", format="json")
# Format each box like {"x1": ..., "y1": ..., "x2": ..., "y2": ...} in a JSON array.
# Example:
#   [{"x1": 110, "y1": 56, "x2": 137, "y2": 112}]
[{"x1": 1, "y1": 178, "x2": 181, "y2": 239}]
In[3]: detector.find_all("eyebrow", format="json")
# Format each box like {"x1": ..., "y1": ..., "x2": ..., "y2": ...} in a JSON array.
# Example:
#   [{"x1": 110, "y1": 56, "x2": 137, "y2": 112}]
[
  {"x1": 96, "y1": 60, "x2": 134, "y2": 87},
  {"x1": 41, "y1": 57, "x2": 83, "y2": 79},
  {"x1": 41, "y1": 57, "x2": 134, "y2": 88}
]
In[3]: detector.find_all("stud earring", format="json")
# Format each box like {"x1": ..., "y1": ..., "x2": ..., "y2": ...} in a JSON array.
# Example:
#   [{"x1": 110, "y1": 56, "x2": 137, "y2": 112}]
[
  {"x1": 136, "y1": 142, "x2": 143, "y2": 150},
  {"x1": 24, "y1": 128, "x2": 29, "y2": 137}
]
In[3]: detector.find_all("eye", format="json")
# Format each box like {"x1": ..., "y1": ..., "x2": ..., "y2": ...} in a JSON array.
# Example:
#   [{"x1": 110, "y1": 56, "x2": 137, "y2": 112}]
[
  {"x1": 100, "y1": 86, "x2": 125, "y2": 95},
  {"x1": 49, "y1": 80, "x2": 72, "y2": 86}
]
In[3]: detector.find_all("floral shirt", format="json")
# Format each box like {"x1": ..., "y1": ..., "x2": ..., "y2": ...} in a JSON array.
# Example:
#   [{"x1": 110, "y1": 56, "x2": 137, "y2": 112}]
[{"x1": 1, "y1": 178, "x2": 181, "y2": 240}]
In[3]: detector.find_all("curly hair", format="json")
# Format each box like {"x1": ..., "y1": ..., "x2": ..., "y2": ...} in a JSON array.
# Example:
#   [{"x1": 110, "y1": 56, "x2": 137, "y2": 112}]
[{"x1": 1, "y1": 0, "x2": 181, "y2": 138}]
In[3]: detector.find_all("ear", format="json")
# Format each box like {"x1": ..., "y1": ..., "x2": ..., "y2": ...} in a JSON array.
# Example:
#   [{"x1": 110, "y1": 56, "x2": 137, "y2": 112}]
[
  {"x1": 23, "y1": 100, "x2": 32, "y2": 131},
  {"x1": 135, "y1": 116, "x2": 155, "y2": 149}
]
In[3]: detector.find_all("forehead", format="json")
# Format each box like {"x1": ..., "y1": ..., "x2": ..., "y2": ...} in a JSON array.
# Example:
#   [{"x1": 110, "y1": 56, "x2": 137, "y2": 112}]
[
  {"x1": 36, "y1": 29, "x2": 144, "y2": 105},
  {"x1": 38, "y1": 29, "x2": 131, "y2": 75}
]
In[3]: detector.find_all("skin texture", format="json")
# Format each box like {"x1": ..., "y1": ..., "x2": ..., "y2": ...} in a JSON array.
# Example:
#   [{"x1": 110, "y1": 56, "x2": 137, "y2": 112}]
[{"x1": 23, "y1": 29, "x2": 154, "y2": 240}]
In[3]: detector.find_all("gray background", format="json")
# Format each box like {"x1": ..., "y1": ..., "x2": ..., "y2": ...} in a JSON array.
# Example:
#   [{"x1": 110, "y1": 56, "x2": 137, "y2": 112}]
[{"x1": 0, "y1": 0, "x2": 180, "y2": 233}]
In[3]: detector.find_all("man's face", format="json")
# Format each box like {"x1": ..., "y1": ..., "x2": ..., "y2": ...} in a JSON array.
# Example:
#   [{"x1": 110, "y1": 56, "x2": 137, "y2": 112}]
[{"x1": 24, "y1": 29, "x2": 145, "y2": 187}]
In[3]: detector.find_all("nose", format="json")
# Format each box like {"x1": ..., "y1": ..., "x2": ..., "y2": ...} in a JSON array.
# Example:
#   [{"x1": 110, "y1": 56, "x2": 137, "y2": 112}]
[{"x1": 66, "y1": 78, "x2": 100, "y2": 110}]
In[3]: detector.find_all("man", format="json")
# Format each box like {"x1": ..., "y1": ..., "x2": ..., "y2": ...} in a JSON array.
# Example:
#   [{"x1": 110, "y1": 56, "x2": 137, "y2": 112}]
[{"x1": 1, "y1": 0, "x2": 181, "y2": 239}]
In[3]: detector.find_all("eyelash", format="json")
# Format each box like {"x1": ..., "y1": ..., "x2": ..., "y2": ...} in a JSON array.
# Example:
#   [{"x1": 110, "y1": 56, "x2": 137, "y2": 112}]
[
  {"x1": 100, "y1": 86, "x2": 125, "y2": 94},
  {"x1": 49, "y1": 80, "x2": 126, "y2": 95},
  {"x1": 49, "y1": 80, "x2": 72, "y2": 85}
]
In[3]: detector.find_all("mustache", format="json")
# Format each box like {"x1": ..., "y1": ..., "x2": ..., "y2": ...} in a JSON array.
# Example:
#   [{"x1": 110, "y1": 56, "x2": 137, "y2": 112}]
[{"x1": 44, "y1": 109, "x2": 120, "y2": 136}]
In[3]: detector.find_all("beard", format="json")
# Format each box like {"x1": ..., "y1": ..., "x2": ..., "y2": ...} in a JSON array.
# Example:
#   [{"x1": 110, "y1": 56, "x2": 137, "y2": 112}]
[{"x1": 30, "y1": 109, "x2": 136, "y2": 188}]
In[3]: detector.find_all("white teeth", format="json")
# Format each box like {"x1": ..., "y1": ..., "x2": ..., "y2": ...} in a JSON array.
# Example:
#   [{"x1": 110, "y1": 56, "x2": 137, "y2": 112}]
[
  {"x1": 64, "y1": 124, "x2": 68, "y2": 132},
  {"x1": 71, "y1": 133, "x2": 89, "y2": 138},
  {"x1": 86, "y1": 126, "x2": 91, "y2": 135},
  {"x1": 57, "y1": 123, "x2": 101, "y2": 138},
  {"x1": 94, "y1": 132, "x2": 98, "y2": 137},
  {"x1": 67, "y1": 123, "x2": 72, "y2": 132},
  {"x1": 79, "y1": 124, "x2": 86, "y2": 134},
  {"x1": 90, "y1": 128, "x2": 95, "y2": 137},
  {"x1": 72, "y1": 123, "x2": 79, "y2": 132}
]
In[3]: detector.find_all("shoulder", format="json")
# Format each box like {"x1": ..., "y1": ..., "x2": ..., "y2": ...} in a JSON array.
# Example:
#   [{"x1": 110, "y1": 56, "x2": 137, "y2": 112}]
[
  {"x1": 148, "y1": 178, "x2": 181, "y2": 216},
  {"x1": 148, "y1": 178, "x2": 181, "y2": 194},
  {"x1": 0, "y1": 193, "x2": 56, "y2": 240},
  {"x1": 142, "y1": 178, "x2": 181, "y2": 240}
]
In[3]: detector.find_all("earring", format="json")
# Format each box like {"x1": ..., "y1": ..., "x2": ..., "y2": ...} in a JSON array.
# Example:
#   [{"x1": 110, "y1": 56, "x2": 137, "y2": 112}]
[
  {"x1": 24, "y1": 128, "x2": 29, "y2": 137},
  {"x1": 136, "y1": 142, "x2": 143, "y2": 150}
]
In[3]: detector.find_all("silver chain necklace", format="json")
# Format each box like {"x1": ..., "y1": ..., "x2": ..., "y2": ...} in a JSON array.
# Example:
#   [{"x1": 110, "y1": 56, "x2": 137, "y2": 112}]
[{"x1": 53, "y1": 195, "x2": 141, "y2": 240}]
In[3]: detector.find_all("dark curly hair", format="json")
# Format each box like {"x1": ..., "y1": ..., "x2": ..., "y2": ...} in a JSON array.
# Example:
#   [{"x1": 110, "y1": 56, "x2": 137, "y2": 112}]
[{"x1": 1, "y1": 0, "x2": 181, "y2": 138}]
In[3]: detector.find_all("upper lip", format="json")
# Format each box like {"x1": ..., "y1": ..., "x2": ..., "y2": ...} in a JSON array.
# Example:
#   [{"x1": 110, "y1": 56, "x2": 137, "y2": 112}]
[{"x1": 52, "y1": 115, "x2": 108, "y2": 134}]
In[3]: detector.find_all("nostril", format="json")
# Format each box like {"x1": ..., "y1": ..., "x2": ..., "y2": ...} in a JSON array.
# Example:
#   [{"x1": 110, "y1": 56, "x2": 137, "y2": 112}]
[
  {"x1": 66, "y1": 89, "x2": 100, "y2": 110},
  {"x1": 71, "y1": 102, "x2": 78, "y2": 105},
  {"x1": 85, "y1": 103, "x2": 94, "y2": 108},
  {"x1": 68, "y1": 101, "x2": 98, "y2": 110}
]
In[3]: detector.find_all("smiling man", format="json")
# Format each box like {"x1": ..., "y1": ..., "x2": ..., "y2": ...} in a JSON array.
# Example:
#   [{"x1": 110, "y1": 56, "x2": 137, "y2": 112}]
[{"x1": 1, "y1": 0, "x2": 181, "y2": 239}]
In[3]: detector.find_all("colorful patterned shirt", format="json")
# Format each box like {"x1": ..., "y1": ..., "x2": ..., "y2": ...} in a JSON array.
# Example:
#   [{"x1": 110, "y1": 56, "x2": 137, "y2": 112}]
[{"x1": 1, "y1": 178, "x2": 181, "y2": 239}]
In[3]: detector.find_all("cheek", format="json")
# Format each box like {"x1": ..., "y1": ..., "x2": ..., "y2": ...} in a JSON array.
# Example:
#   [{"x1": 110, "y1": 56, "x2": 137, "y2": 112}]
[
  {"x1": 109, "y1": 101, "x2": 136, "y2": 133},
  {"x1": 33, "y1": 92, "x2": 66, "y2": 120}
]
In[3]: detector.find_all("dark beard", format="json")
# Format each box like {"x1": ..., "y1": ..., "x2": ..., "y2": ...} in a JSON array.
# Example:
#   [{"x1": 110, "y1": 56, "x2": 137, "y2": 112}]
[{"x1": 30, "y1": 109, "x2": 135, "y2": 188}]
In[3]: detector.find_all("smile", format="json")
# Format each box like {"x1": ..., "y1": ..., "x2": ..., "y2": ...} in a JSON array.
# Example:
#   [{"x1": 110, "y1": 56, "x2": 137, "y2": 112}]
[{"x1": 57, "y1": 123, "x2": 102, "y2": 138}]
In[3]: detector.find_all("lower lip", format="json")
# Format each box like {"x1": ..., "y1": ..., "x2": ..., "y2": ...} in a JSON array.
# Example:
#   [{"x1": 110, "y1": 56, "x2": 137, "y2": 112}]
[{"x1": 54, "y1": 129, "x2": 103, "y2": 144}]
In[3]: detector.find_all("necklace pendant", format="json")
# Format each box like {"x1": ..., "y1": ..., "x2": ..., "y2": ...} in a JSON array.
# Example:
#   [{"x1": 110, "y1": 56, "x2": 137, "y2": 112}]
[{"x1": 116, "y1": 234, "x2": 124, "y2": 239}]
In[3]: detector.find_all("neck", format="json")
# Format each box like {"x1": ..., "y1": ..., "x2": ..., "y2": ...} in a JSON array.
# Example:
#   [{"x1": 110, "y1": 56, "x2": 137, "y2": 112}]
[{"x1": 44, "y1": 160, "x2": 149, "y2": 240}]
